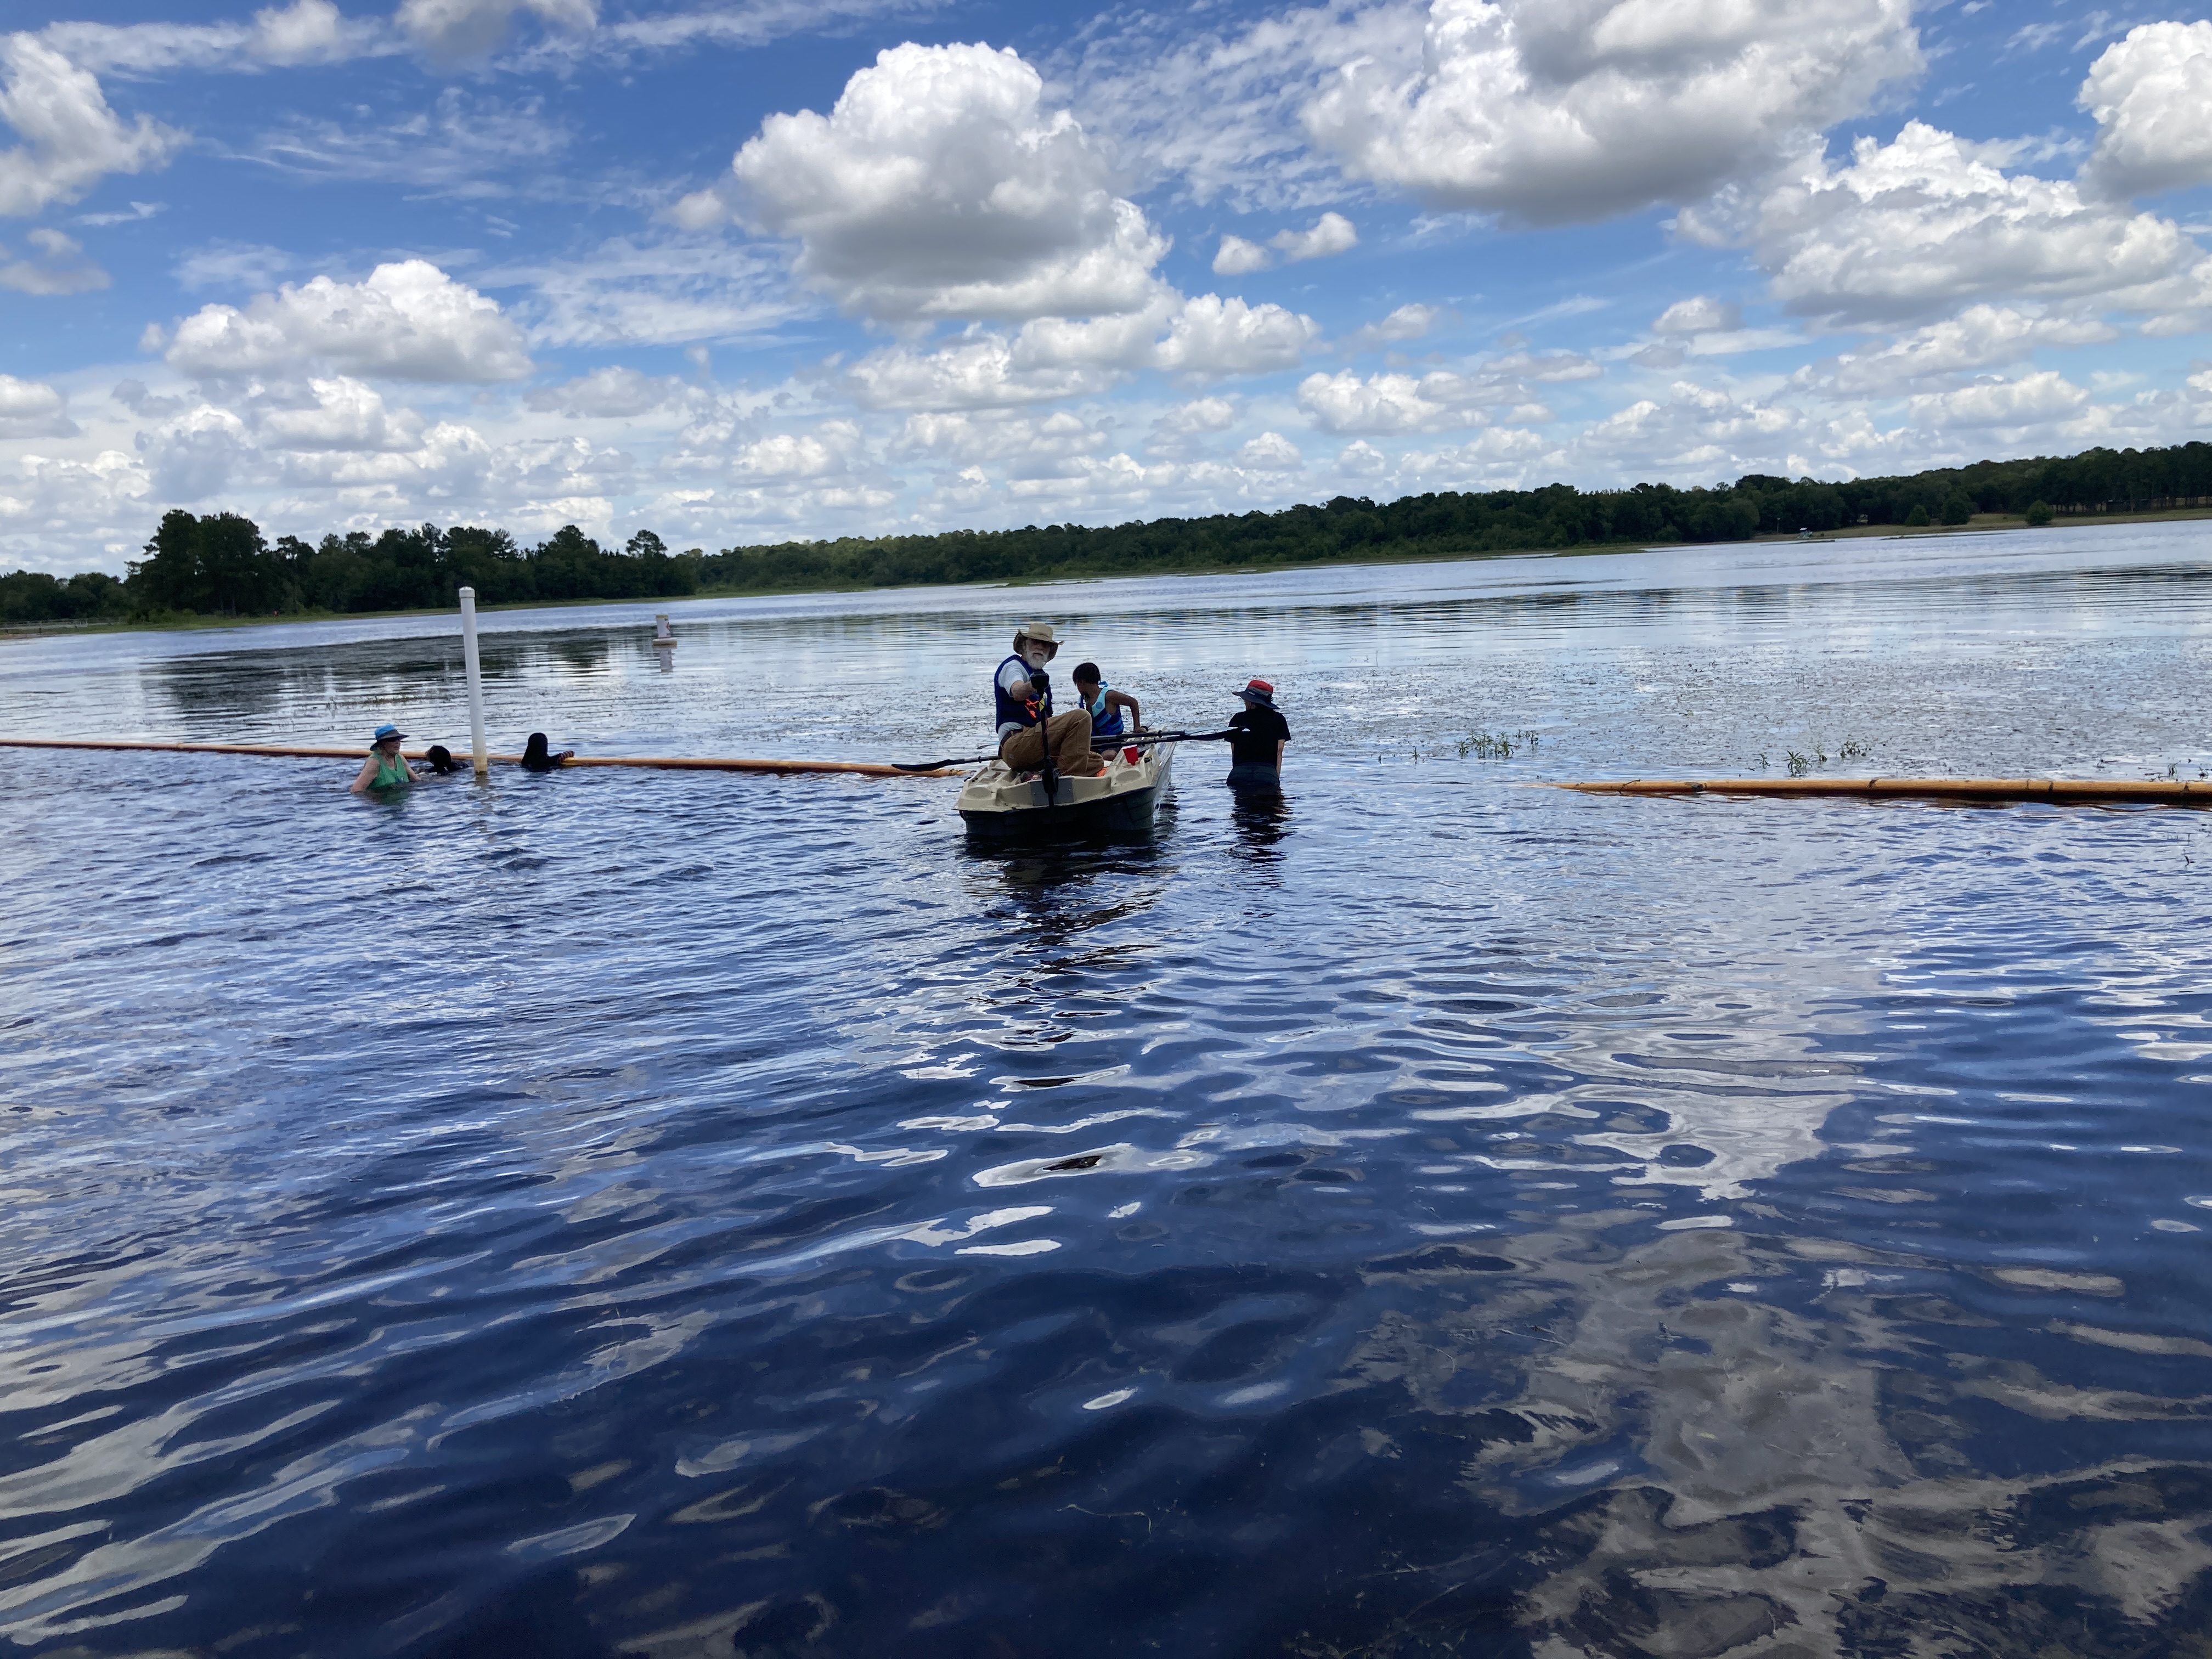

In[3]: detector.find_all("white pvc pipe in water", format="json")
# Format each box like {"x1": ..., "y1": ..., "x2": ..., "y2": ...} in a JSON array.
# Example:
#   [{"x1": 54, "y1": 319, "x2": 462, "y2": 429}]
[{"x1": 458, "y1": 586, "x2": 488, "y2": 778}]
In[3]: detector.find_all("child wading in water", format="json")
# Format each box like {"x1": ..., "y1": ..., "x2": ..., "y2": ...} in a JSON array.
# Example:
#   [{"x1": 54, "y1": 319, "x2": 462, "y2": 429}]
[{"x1": 1070, "y1": 662, "x2": 1142, "y2": 747}]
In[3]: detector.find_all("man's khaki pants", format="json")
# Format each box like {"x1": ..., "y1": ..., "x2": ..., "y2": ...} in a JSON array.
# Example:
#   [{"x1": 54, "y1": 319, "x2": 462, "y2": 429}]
[{"x1": 1000, "y1": 710, "x2": 1099, "y2": 776}]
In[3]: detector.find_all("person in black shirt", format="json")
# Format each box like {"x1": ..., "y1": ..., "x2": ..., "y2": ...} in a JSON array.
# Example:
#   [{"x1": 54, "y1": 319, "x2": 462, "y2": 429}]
[
  {"x1": 1226, "y1": 678, "x2": 1289, "y2": 790},
  {"x1": 520, "y1": 731, "x2": 575, "y2": 772}
]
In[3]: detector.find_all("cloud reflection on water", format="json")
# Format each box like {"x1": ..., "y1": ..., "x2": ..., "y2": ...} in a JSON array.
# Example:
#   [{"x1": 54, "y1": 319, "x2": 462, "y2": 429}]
[{"x1": 5, "y1": 529, "x2": 2212, "y2": 1654}]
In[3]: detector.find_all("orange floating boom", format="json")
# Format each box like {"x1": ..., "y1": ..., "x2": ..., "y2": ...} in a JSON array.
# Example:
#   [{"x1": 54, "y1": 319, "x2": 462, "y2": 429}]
[
  {"x1": 0, "y1": 737, "x2": 957, "y2": 778},
  {"x1": 1554, "y1": 776, "x2": 2212, "y2": 806}
]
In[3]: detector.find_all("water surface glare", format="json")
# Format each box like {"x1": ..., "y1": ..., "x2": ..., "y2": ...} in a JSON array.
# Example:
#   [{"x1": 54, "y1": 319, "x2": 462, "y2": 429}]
[{"x1": 7, "y1": 526, "x2": 2212, "y2": 1657}]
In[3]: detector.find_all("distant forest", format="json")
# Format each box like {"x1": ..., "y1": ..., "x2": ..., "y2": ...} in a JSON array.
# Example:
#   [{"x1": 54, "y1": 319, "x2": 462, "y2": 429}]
[{"x1": 8, "y1": 440, "x2": 2212, "y2": 624}]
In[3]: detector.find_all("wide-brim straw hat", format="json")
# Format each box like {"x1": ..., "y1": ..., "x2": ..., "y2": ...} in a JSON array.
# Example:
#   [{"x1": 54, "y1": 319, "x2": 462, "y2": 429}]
[{"x1": 1014, "y1": 621, "x2": 1060, "y2": 657}]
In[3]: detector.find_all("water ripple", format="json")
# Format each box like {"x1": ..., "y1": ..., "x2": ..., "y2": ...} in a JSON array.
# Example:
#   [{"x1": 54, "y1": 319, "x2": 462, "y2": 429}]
[{"x1": 8, "y1": 534, "x2": 2212, "y2": 1653}]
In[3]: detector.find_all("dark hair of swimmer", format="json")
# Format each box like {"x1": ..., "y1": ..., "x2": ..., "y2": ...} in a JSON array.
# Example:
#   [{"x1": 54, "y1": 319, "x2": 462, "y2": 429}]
[
  {"x1": 521, "y1": 731, "x2": 575, "y2": 772},
  {"x1": 425, "y1": 744, "x2": 458, "y2": 773}
]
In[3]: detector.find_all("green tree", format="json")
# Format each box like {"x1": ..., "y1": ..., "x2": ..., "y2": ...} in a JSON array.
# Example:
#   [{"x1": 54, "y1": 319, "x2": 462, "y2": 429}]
[
  {"x1": 2026, "y1": 500, "x2": 2055, "y2": 526},
  {"x1": 534, "y1": 525, "x2": 603, "y2": 600},
  {"x1": 127, "y1": 509, "x2": 283, "y2": 614},
  {"x1": 82, "y1": 437, "x2": 2212, "y2": 619},
  {"x1": 129, "y1": 509, "x2": 205, "y2": 611},
  {"x1": 0, "y1": 569, "x2": 129, "y2": 623}
]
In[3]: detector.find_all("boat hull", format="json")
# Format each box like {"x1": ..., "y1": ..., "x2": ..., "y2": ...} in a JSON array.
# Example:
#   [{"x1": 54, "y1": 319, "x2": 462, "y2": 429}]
[{"x1": 956, "y1": 742, "x2": 1175, "y2": 843}]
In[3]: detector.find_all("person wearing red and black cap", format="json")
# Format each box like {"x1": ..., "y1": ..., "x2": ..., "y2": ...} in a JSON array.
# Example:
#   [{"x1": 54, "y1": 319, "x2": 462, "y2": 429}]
[{"x1": 1226, "y1": 679, "x2": 1289, "y2": 791}]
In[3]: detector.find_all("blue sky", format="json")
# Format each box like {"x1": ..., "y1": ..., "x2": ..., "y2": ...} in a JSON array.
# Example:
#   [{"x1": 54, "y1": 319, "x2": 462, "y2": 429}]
[{"x1": 3, "y1": 0, "x2": 2211, "y2": 572}]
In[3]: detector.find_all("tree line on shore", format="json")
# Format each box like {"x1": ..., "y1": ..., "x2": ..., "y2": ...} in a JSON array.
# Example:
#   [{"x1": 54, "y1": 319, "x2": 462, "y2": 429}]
[{"x1": 7, "y1": 439, "x2": 2211, "y2": 624}]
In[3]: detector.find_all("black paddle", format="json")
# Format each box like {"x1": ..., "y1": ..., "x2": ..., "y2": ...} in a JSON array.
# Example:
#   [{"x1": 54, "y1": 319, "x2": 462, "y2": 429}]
[
  {"x1": 893, "y1": 753, "x2": 997, "y2": 772},
  {"x1": 1093, "y1": 729, "x2": 1235, "y2": 749},
  {"x1": 894, "y1": 729, "x2": 1237, "y2": 772}
]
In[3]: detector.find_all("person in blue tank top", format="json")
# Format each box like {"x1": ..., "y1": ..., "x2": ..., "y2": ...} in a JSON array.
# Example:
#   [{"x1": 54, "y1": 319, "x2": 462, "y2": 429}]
[
  {"x1": 994, "y1": 622, "x2": 1101, "y2": 776},
  {"x1": 1070, "y1": 662, "x2": 1141, "y2": 743}
]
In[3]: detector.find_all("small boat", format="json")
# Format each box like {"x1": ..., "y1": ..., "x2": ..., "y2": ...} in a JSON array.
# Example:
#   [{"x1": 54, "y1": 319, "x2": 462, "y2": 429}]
[{"x1": 956, "y1": 741, "x2": 1176, "y2": 842}]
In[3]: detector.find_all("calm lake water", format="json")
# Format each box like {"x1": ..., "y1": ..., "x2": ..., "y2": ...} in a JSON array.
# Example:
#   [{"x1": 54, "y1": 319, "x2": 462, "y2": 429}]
[{"x1": 5, "y1": 524, "x2": 2212, "y2": 1657}]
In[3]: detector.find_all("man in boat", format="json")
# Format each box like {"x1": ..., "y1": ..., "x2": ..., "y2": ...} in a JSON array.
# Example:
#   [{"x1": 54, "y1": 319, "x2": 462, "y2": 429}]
[{"x1": 995, "y1": 623, "x2": 1102, "y2": 777}]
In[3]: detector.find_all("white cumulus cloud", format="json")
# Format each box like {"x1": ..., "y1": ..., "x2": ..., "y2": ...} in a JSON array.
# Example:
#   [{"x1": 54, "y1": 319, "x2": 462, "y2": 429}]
[
  {"x1": 1568, "y1": 380, "x2": 1820, "y2": 476},
  {"x1": 732, "y1": 423, "x2": 863, "y2": 480},
  {"x1": 1713, "y1": 121, "x2": 2193, "y2": 327},
  {"x1": 1237, "y1": 430, "x2": 1304, "y2": 469},
  {"x1": 0, "y1": 35, "x2": 183, "y2": 218},
  {"x1": 1299, "y1": 348, "x2": 1591, "y2": 432},
  {"x1": 1304, "y1": 0, "x2": 1921, "y2": 224},
  {"x1": 137, "y1": 403, "x2": 253, "y2": 501},
  {"x1": 255, "y1": 378, "x2": 431, "y2": 455},
  {"x1": 1906, "y1": 370, "x2": 2091, "y2": 433},
  {"x1": 1213, "y1": 233, "x2": 1272, "y2": 276},
  {"x1": 0, "y1": 373, "x2": 76, "y2": 438},
  {"x1": 845, "y1": 329, "x2": 1127, "y2": 411},
  {"x1": 1273, "y1": 210, "x2": 1357, "y2": 262},
  {"x1": 2081, "y1": 21, "x2": 2212, "y2": 200},
  {"x1": 898, "y1": 408, "x2": 1108, "y2": 471},
  {"x1": 1342, "y1": 301, "x2": 1440, "y2": 353},
  {"x1": 1155, "y1": 396, "x2": 1240, "y2": 435},
  {"x1": 251, "y1": 0, "x2": 352, "y2": 65},
  {"x1": 256, "y1": 376, "x2": 427, "y2": 452},
  {"x1": 723, "y1": 42, "x2": 1168, "y2": 324},
  {"x1": 1212, "y1": 211, "x2": 1359, "y2": 274},
  {"x1": 1300, "y1": 366, "x2": 1522, "y2": 432},
  {"x1": 846, "y1": 291, "x2": 1316, "y2": 409},
  {"x1": 1391, "y1": 425, "x2": 1559, "y2": 487},
  {"x1": 1813, "y1": 306, "x2": 2118, "y2": 396},
  {"x1": 1653, "y1": 295, "x2": 1741, "y2": 336},
  {"x1": 164, "y1": 259, "x2": 534, "y2": 382},
  {"x1": 1153, "y1": 293, "x2": 1318, "y2": 376}
]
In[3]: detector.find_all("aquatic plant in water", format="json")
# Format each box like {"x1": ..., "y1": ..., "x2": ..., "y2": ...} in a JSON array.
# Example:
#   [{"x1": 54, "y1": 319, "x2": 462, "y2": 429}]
[
  {"x1": 1781, "y1": 736, "x2": 1871, "y2": 774},
  {"x1": 1459, "y1": 730, "x2": 1542, "y2": 760}
]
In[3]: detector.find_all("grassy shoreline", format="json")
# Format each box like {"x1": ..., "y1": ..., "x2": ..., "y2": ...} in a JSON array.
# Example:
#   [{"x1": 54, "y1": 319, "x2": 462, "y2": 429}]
[{"x1": 9, "y1": 505, "x2": 2209, "y2": 641}]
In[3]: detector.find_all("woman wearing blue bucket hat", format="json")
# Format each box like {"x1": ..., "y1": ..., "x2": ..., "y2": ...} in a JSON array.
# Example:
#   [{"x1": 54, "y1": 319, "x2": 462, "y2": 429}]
[{"x1": 350, "y1": 724, "x2": 419, "y2": 794}]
